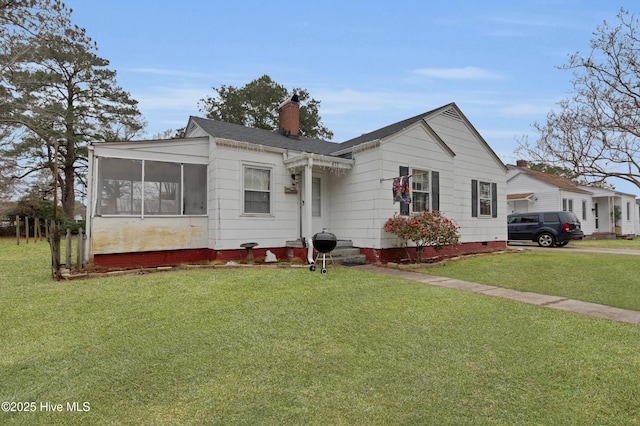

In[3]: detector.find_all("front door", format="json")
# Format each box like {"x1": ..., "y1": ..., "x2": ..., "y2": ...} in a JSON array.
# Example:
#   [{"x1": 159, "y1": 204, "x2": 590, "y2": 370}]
[{"x1": 300, "y1": 174, "x2": 327, "y2": 238}]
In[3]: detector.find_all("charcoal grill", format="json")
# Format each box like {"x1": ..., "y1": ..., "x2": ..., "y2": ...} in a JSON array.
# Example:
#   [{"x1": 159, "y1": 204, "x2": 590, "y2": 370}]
[{"x1": 310, "y1": 230, "x2": 337, "y2": 274}]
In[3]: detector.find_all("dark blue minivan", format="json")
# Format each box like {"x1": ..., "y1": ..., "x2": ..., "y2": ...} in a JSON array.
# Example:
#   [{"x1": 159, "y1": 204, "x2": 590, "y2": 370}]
[{"x1": 508, "y1": 211, "x2": 584, "y2": 247}]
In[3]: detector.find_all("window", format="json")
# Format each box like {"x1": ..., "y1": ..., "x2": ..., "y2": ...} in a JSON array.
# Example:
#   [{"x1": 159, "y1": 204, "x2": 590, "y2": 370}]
[
  {"x1": 543, "y1": 213, "x2": 560, "y2": 223},
  {"x1": 312, "y1": 177, "x2": 321, "y2": 217},
  {"x1": 520, "y1": 214, "x2": 540, "y2": 223},
  {"x1": 412, "y1": 169, "x2": 430, "y2": 212},
  {"x1": 244, "y1": 166, "x2": 271, "y2": 214},
  {"x1": 627, "y1": 202, "x2": 631, "y2": 221},
  {"x1": 562, "y1": 198, "x2": 573, "y2": 212},
  {"x1": 479, "y1": 181, "x2": 492, "y2": 216},
  {"x1": 398, "y1": 165, "x2": 439, "y2": 215},
  {"x1": 97, "y1": 158, "x2": 206, "y2": 216},
  {"x1": 471, "y1": 179, "x2": 497, "y2": 218},
  {"x1": 582, "y1": 200, "x2": 587, "y2": 220},
  {"x1": 144, "y1": 161, "x2": 181, "y2": 215},
  {"x1": 184, "y1": 164, "x2": 207, "y2": 214}
]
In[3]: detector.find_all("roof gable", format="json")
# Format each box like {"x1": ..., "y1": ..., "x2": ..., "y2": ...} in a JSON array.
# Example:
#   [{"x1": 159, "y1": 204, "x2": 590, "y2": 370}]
[
  {"x1": 376, "y1": 119, "x2": 456, "y2": 158},
  {"x1": 337, "y1": 103, "x2": 506, "y2": 171}
]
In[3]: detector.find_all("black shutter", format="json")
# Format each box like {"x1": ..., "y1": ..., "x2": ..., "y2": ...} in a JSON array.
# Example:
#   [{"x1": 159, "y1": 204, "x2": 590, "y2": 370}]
[
  {"x1": 431, "y1": 171, "x2": 439, "y2": 211},
  {"x1": 471, "y1": 179, "x2": 478, "y2": 217},
  {"x1": 400, "y1": 166, "x2": 409, "y2": 216},
  {"x1": 491, "y1": 182, "x2": 498, "y2": 218}
]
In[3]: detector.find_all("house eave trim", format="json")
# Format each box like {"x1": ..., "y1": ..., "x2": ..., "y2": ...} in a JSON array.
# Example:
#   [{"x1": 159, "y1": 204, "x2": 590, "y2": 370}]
[
  {"x1": 284, "y1": 153, "x2": 354, "y2": 171},
  {"x1": 330, "y1": 139, "x2": 381, "y2": 156}
]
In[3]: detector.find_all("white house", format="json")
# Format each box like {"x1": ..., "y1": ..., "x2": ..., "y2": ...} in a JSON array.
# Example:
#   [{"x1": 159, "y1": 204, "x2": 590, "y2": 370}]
[
  {"x1": 85, "y1": 100, "x2": 508, "y2": 268},
  {"x1": 507, "y1": 161, "x2": 637, "y2": 238}
]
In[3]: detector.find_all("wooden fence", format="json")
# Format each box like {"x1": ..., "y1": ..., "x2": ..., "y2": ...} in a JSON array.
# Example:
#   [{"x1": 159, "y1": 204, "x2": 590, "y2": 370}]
[{"x1": 13, "y1": 216, "x2": 86, "y2": 280}]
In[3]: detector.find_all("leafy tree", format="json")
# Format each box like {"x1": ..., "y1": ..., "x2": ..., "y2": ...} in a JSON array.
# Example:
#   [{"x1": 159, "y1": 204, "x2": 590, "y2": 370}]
[
  {"x1": 199, "y1": 74, "x2": 333, "y2": 140},
  {"x1": 384, "y1": 210, "x2": 460, "y2": 263},
  {"x1": 518, "y1": 8, "x2": 640, "y2": 190},
  {"x1": 0, "y1": 0, "x2": 144, "y2": 219}
]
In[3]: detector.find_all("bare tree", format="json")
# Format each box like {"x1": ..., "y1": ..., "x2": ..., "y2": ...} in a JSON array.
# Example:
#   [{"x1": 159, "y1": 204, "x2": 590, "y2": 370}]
[{"x1": 518, "y1": 8, "x2": 640, "y2": 189}]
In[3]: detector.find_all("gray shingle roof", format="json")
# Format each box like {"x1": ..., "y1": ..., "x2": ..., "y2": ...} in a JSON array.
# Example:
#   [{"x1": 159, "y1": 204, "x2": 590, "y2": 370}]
[
  {"x1": 188, "y1": 116, "x2": 341, "y2": 156},
  {"x1": 189, "y1": 103, "x2": 454, "y2": 157},
  {"x1": 338, "y1": 104, "x2": 449, "y2": 150},
  {"x1": 190, "y1": 102, "x2": 472, "y2": 158}
]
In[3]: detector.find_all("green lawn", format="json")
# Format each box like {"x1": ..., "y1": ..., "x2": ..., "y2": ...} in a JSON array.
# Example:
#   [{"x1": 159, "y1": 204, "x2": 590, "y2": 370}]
[
  {"x1": 424, "y1": 250, "x2": 640, "y2": 311},
  {"x1": 1, "y1": 239, "x2": 640, "y2": 425},
  {"x1": 572, "y1": 237, "x2": 640, "y2": 249}
]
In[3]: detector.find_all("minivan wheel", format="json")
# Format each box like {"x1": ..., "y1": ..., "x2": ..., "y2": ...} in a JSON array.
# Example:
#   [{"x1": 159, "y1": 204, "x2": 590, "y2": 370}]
[{"x1": 537, "y1": 233, "x2": 555, "y2": 247}]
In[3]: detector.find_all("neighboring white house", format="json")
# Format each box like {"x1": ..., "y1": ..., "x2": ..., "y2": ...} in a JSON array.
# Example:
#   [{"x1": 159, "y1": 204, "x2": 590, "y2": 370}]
[
  {"x1": 85, "y1": 100, "x2": 508, "y2": 268},
  {"x1": 507, "y1": 161, "x2": 637, "y2": 238}
]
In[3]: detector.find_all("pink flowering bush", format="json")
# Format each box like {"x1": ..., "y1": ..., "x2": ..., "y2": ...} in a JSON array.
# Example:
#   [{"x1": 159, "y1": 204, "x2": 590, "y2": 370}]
[{"x1": 384, "y1": 210, "x2": 460, "y2": 263}]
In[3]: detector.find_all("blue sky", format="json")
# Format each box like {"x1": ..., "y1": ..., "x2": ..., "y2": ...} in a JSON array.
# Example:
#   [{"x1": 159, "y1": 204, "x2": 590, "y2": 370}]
[{"x1": 65, "y1": 0, "x2": 638, "y2": 194}]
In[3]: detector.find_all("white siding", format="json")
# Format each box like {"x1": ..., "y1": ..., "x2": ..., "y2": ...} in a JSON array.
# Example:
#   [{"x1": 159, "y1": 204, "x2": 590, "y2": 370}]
[
  {"x1": 619, "y1": 194, "x2": 637, "y2": 236},
  {"x1": 208, "y1": 143, "x2": 299, "y2": 250},
  {"x1": 427, "y1": 114, "x2": 507, "y2": 243},
  {"x1": 327, "y1": 115, "x2": 507, "y2": 249},
  {"x1": 324, "y1": 145, "x2": 384, "y2": 247},
  {"x1": 95, "y1": 138, "x2": 209, "y2": 163},
  {"x1": 507, "y1": 171, "x2": 562, "y2": 213}
]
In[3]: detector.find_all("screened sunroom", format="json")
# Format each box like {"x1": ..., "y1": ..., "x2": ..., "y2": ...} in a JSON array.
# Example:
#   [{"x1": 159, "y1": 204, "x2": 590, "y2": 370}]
[{"x1": 85, "y1": 137, "x2": 211, "y2": 265}]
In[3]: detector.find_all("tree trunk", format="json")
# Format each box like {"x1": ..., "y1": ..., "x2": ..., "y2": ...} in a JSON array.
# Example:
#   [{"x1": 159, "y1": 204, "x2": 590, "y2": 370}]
[{"x1": 62, "y1": 163, "x2": 75, "y2": 220}]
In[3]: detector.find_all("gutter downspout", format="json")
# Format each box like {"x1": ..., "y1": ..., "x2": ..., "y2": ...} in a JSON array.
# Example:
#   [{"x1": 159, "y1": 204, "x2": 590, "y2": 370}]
[{"x1": 305, "y1": 156, "x2": 314, "y2": 264}]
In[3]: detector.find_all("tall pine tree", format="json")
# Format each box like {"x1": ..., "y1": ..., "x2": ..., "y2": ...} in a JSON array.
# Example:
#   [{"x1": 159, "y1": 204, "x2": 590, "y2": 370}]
[{"x1": 0, "y1": 0, "x2": 144, "y2": 219}]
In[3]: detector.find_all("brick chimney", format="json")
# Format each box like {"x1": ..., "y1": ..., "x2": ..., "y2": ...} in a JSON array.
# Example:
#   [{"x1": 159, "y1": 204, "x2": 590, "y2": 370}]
[
  {"x1": 278, "y1": 94, "x2": 300, "y2": 137},
  {"x1": 516, "y1": 160, "x2": 528, "y2": 168}
]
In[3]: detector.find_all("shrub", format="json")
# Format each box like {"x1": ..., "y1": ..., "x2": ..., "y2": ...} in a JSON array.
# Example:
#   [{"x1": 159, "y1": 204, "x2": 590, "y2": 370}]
[{"x1": 384, "y1": 210, "x2": 460, "y2": 262}]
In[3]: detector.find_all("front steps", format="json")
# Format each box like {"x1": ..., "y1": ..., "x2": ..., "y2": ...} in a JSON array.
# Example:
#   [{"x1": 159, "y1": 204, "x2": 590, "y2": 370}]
[
  {"x1": 286, "y1": 239, "x2": 368, "y2": 265},
  {"x1": 329, "y1": 240, "x2": 368, "y2": 265}
]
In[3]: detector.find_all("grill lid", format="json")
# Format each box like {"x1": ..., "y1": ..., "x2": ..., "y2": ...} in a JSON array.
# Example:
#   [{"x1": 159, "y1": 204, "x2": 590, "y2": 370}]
[{"x1": 312, "y1": 231, "x2": 337, "y2": 253}]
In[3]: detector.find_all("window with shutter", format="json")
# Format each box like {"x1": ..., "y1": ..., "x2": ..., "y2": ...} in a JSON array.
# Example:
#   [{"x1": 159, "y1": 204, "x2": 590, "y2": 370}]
[
  {"x1": 472, "y1": 179, "x2": 496, "y2": 217},
  {"x1": 411, "y1": 168, "x2": 430, "y2": 212}
]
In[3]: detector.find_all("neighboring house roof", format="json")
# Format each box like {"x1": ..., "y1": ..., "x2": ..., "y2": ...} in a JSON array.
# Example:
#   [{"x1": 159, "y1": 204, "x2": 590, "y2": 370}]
[
  {"x1": 507, "y1": 193, "x2": 534, "y2": 200},
  {"x1": 579, "y1": 185, "x2": 637, "y2": 198},
  {"x1": 508, "y1": 166, "x2": 592, "y2": 194}
]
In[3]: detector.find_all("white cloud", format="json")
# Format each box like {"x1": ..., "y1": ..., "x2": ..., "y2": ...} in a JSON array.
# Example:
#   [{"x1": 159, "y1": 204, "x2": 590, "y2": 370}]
[
  {"x1": 413, "y1": 67, "x2": 503, "y2": 80},
  {"x1": 500, "y1": 102, "x2": 555, "y2": 117},
  {"x1": 314, "y1": 89, "x2": 412, "y2": 114},
  {"x1": 133, "y1": 87, "x2": 207, "y2": 111},
  {"x1": 128, "y1": 67, "x2": 211, "y2": 79}
]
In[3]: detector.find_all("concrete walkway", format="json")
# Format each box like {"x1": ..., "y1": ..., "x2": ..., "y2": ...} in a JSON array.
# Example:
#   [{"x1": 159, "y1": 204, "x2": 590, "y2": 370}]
[{"x1": 355, "y1": 263, "x2": 640, "y2": 325}]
